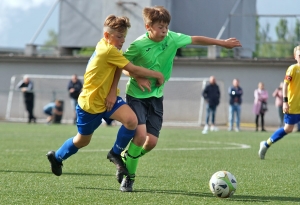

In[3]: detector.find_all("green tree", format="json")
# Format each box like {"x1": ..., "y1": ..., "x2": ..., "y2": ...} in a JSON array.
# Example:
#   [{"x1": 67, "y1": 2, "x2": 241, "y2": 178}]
[
  {"x1": 275, "y1": 18, "x2": 293, "y2": 58},
  {"x1": 294, "y1": 19, "x2": 300, "y2": 43},
  {"x1": 257, "y1": 20, "x2": 273, "y2": 58},
  {"x1": 43, "y1": 29, "x2": 58, "y2": 46},
  {"x1": 41, "y1": 29, "x2": 58, "y2": 53}
]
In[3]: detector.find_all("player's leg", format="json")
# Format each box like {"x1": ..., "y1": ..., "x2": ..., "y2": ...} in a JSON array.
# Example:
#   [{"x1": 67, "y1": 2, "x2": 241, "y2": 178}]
[
  {"x1": 108, "y1": 103, "x2": 137, "y2": 155},
  {"x1": 107, "y1": 104, "x2": 138, "y2": 182},
  {"x1": 46, "y1": 105, "x2": 102, "y2": 176},
  {"x1": 120, "y1": 124, "x2": 147, "y2": 192},
  {"x1": 258, "y1": 114, "x2": 297, "y2": 159},
  {"x1": 139, "y1": 96, "x2": 163, "y2": 156},
  {"x1": 105, "y1": 96, "x2": 138, "y2": 183},
  {"x1": 121, "y1": 96, "x2": 162, "y2": 192}
]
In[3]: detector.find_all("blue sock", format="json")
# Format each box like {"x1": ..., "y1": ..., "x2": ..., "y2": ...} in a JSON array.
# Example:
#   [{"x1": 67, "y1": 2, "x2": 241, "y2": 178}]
[
  {"x1": 112, "y1": 125, "x2": 136, "y2": 154},
  {"x1": 266, "y1": 128, "x2": 287, "y2": 147},
  {"x1": 55, "y1": 137, "x2": 79, "y2": 162}
]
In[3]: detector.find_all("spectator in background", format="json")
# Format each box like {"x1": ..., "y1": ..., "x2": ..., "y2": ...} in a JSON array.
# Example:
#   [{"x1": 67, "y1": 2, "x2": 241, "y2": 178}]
[
  {"x1": 202, "y1": 76, "x2": 220, "y2": 134},
  {"x1": 272, "y1": 82, "x2": 284, "y2": 128},
  {"x1": 253, "y1": 82, "x2": 268, "y2": 132},
  {"x1": 43, "y1": 100, "x2": 64, "y2": 124},
  {"x1": 16, "y1": 75, "x2": 36, "y2": 123},
  {"x1": 228, "y1": 78, "x2": 243, "y2": 132},
  {"x1": 68, "y1": 74, "x2": 83, "y2": 124}
]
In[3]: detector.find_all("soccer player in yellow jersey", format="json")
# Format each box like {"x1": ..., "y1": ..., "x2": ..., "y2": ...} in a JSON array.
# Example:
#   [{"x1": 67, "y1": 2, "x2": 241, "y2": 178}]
[
  {"x1": 46, "y1": 15, "x2": 164, "y2": 177},
  {"x1": 259, "y1": 45, "x2": 300, "y2": 159}
]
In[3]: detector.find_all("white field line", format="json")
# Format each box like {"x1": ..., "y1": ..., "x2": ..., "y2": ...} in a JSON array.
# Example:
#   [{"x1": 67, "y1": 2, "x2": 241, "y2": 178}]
[
  {"x1": 5, "y1": 142, "x2": 251, "y2": 152},
  {"x1": 80, "y1": 141, "x2": 251, "y2": 152}
]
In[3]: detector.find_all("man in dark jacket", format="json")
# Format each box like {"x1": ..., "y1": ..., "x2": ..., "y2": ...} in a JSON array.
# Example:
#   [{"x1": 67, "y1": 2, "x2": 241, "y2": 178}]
[
  {"x1": 16, "y1": 75, "x2": 36, "y2": 123},
  {"x1": 202, "y1": 76, "x2": 220, "y2": 134},
  {"x1": 68, "y1": 74, "x2": 83, "y2": 124},
  {"x1": 228, "y1": 78, "x2": 243, "y2": 132}
]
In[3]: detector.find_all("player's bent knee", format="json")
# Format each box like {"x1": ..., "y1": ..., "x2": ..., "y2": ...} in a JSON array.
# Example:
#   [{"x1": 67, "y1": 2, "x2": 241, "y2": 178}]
[
  {"x1": 73, "y1": 134, "x2": 92, "y2": 148},
  {"x1": 123, "y1": 114, "x2": 138, "y2": 129}
]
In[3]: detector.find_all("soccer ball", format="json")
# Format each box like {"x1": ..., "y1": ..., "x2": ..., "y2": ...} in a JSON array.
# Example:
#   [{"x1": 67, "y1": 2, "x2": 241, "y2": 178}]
[{"x1": 209, "y1": 171, "x2": 237, "y2": 198}]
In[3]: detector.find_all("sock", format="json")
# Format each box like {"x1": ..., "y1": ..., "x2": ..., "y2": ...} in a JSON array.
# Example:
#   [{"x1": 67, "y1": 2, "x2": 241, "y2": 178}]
[
  {"x1": 112, "y1": 125, "x2": 136, "y2": 155},
  {"x1": 140, "y1": 148, "x2": 149, "y2": 157},
  {"x1": 265, "y1": 127, "x2": 287, "y2": 147},
  {"x1": 55, "y1": 137, "x2": 79, "y2": 162},
  {"x1": 126, "y1": 141, "x2": 142, "y2": 179}
]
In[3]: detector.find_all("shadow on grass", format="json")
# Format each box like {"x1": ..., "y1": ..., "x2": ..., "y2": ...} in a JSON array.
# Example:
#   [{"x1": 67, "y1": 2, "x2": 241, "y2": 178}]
[
  {"x1": 0, "y1": 169, "x2": 112, "y2": 176},
  {"x1": 77, "y1": 187, "x2": 300, "y2": 202}
]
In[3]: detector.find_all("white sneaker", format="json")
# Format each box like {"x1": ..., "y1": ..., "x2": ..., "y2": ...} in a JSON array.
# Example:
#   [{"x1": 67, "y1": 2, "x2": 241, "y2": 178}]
[
  {"x1": 258, "y1": 141, "x2": 268, "y2": 159},
  {"x1": 210, "y1": 126, "x2": 218, "y2": 131},
  {"x1": 228, "y1": 127, "x2": 233, "y2": 131},
  {"x1": 235, "y1": 128, "x2": 240, "y2": 132},
  {"x1": 202, "y1": 130, "x2": 208, "y2": 134},
  {"x1": 202, "y1": 125, "x2": 209, "y2": 134}
]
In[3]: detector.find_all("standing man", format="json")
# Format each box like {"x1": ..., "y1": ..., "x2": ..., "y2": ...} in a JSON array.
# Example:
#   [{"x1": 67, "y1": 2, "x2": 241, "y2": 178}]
[
  {"x1": 202, "y1": 76, "x2": 220, "y2": 134},
  {"x1": 228, "y1": 78, "x2": 243, "y2": 132},
  {"x1": 68, "y1": 74, "x2": 83, "y2": 124},
  {"x1": 16, "y1": 75, "x2": 36, "y2": 123}
]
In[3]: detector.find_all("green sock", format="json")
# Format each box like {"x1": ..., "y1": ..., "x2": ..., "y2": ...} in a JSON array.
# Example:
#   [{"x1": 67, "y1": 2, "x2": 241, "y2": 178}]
[
  {"x1": 140, "y1": 148, "x2": 149, "y2": 157},
  {"x1": 126, "y1": 141, "x2": 142, "y2": 179}
]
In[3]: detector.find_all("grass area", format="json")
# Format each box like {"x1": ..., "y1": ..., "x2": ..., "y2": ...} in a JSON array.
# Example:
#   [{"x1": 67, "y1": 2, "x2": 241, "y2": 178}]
[{"x1": 0, "y1": 122, "x2": 300, "y2": 204}]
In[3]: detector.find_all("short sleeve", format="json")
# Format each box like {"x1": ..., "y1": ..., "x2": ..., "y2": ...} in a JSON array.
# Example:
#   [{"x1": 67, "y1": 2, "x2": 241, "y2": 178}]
[
  {"x1": 124, "y1": 43, "x2": 139, "y2": 62},
  {"x1": 107, "y1": 47, "x2": 129, "y2": 69},
  {"x1": 169, "y1": 31, "x2": 192, "y2": 49},
  {"x1": 285, "y1": 65, "x2": 294, "y2": 83}
]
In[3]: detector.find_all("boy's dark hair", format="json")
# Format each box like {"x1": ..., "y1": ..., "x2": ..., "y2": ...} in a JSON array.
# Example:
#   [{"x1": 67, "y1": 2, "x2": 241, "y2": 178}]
[
  {"x1": 143, "y1": 6, "x2": 171, "y2": 26},
  {"x1": 104, "y1": 15, "x2": 131, "y2": 33}
]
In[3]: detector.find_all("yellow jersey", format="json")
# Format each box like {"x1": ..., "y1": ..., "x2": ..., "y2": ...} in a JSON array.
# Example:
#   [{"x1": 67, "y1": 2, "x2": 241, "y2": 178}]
[
  {"x1": 284, "y1": 63, "x2": 300, "y2": 114},
  {"x1": 78, "y1": 38, "x2": 129, "y2": 114}
]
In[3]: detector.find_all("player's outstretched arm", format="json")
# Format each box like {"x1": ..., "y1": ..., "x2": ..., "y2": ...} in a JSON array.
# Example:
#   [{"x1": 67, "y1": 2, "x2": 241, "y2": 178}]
[
  {"x1": 123, "y1": 62, "x2": 164, "y2": 86},
  {"x1": 191, "y1": 36, "x2": 242, "y2": 49}
]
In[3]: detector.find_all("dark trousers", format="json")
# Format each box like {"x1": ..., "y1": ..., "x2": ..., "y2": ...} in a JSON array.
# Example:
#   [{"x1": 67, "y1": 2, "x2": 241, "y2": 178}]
[
  {"x1": 25, "y1": 99, "x2": 35, "y2": 122},
  {"x1": 205, "y1": 104, "x2": 217, "y2": 125},
  {"x1": 255, "y1": 113, "x2": 265, "y2": 131}
]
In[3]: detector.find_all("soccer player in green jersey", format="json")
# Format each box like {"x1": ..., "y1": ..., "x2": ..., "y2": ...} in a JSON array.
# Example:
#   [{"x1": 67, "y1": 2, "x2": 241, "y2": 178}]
[
  {"x1": 259, "y1": 45, "x2": 300, "y2": 159},
  {"x1": 109, "y1": 6, "x2": 242, "y2": 192}
]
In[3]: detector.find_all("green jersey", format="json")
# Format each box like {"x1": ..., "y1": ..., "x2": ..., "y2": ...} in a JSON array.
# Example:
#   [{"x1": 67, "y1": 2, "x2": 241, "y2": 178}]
[{"x1": 124, "y1": 31, "x2": 192, "y2": 98}]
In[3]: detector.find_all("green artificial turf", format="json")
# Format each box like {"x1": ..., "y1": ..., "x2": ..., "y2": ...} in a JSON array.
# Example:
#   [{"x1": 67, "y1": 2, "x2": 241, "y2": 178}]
[{"x1": 0, "y1": 122, "x2": 299, "y2": 204}]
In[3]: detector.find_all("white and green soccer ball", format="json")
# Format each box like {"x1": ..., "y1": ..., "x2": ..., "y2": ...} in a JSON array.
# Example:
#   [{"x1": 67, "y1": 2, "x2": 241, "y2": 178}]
[{"x1": 209, "y1": 171, "x2": 237, "y2": 198}]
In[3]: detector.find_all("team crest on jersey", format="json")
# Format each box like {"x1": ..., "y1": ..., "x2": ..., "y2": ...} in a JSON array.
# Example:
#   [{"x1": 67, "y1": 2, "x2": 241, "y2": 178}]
[
  {"x1": 162, "y1": 43, "x2": 168, "y2": 50},
  {"x1": 285, "y1": 75, "x2": 292, "y2": 81}
]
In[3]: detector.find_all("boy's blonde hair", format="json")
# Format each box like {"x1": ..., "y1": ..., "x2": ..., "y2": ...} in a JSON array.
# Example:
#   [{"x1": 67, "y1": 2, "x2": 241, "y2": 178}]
[
  {"x1": 143, "y1": 6, "x2": 171, "y2": 26},
  {"x1": 103, "y1": 15, "x2": 131, "y2": 33},
  {"x1": 294, "y1": 45, "x2": 300, "y2": 55}
]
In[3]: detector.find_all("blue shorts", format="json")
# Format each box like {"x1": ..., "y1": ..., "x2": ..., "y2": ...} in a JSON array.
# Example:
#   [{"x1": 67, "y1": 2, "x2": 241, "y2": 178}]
[
  {"x1": 44, "y1": 107, "x2": 53, "y2": 116},
  {"x1": 76, "y1": 96, "x2": 126, "y2": 135},
  {"x1": 284, "y1": 114, "x2": 300, "y2": 125}
]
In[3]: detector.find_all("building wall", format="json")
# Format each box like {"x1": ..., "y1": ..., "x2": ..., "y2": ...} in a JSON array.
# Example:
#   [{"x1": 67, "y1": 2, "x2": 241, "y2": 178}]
[
  {"x1": 58, "y1": 0, "x2": 256, "y2": 57},
  {"x1": 0, "y1": 55, "x2": 292, "y2": 127}
]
